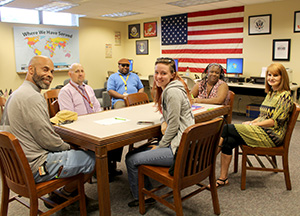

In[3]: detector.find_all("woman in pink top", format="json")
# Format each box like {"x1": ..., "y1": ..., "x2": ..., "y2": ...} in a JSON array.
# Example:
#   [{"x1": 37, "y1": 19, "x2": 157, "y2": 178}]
[{"x1": 191, "y1": 63, "x2": 229, "y2": 105}]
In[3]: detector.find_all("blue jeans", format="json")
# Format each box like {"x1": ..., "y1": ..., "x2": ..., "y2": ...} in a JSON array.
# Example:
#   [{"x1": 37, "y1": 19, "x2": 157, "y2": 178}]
[
  {"x1": 125, "y1": 145, "x2": 174, "y2": 200},
  {"x1": 34, "y1": 149, "x2": 95, "y2": 183}
]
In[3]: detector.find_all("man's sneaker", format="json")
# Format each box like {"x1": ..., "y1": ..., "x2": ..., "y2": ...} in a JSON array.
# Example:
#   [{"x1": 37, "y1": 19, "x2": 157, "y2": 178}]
[{"x1": 44, "y1": 192, "x2": 67, "y2": 209}]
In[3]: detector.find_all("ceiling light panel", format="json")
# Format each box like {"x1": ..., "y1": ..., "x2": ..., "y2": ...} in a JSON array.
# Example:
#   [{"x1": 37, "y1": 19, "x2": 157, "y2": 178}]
[
  {"x1": 35, "y1": 1, "x2": 79, "y2": 12},
  {"x1": 101, "y1": 11, "x2": 141, "y2": 18},
  {"x1": 0, "y1": 0, "x2": 14, "y2": 6}
]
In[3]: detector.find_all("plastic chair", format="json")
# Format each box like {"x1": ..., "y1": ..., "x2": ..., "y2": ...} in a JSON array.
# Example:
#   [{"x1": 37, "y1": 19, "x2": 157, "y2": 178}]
[
  {"x1": 124, "y1": 92, "x2": 149, "y2": 107},
  {"x1": 138, "y1": 118, "x2": 224, "y2": 215},
  {"x1": 181, "y1": 76, "x2": 195, "y2": 91},
  {"x1": 44, "y1": 89, "x2": 60, "y2": 118},
  {"x1": 0, "y1": 131, "x2": 87, "y2": 216},
  {"x1": 235, "y1": 103, "x2": 300, "y2": 190}
]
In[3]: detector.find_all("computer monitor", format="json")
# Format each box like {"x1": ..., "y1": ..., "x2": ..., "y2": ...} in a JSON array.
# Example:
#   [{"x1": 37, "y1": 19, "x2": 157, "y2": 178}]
[
  {"x1": 174, "y1": 59, "x2": 179, "y2": 72},
  {"x1": 226, "y1": 58, "x2": 243, "y2": 77},
  {"x1": 128, "y1": 59, "x2": 133, "y2": 72}
]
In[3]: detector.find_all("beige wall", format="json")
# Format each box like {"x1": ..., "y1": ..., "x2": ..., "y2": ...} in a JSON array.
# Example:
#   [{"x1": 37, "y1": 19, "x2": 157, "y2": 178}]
[
  {"x1": 244, "y1": 0, "x2": 300, "y2": 82},
  {"x1": 1, "y1": 0, "x2": 299, "y2": 93}
]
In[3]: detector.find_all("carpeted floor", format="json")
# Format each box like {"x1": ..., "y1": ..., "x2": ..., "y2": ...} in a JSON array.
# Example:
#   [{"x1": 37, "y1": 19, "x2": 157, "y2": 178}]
[{"x1": 2, "y1": 113, "x2": 300, "y2": 215}]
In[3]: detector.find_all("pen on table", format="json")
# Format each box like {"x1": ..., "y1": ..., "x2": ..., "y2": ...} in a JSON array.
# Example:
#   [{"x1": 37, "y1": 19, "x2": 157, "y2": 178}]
[
  {"x1": 207, "y1": 108, "x2": 214, "y2": 111},
  {"x1": 191, "y1": 94, "x2": 194, "y2": 99},
  {"x1": 115, "y1": 117, "x2": 126, "y2": 121}
]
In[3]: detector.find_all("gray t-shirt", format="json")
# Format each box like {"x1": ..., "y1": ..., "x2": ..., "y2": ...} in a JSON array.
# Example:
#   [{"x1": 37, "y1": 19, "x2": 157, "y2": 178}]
[{"x1": 2, "y1": 80, "x2": 70, "y2": 174}]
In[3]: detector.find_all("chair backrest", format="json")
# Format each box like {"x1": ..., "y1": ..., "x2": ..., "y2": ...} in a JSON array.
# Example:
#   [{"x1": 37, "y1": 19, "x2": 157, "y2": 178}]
[
  {"x1": 124, "y1": 92, "x2": 150, "y2": 107},
  {"x1": 174, "y1": 118, "x2": 224, "y2": 187},
  {"x1": 148, "y1": 75, "x2": 154, "y2": 90},
  {"x1": 282, "y1": 102, "x2": 300, "y2": 150},
  {"x1": 181, "y1": 76, "x2": 195, "y2": 91},
  {"x1": 0, "y1": 131, "x2": 35, "y2": 197},
  {"x1": 226, "y1": 90, "x2": 235, "y2": 124},
  {"x1": 0, "y1": 96, "x2": 6, "y2": 118},
  {"x1": 44, "y1": 89, "x2": 60, "y2": 117},
  {"x1": 49, "y1": 99, "x2": 60, "y2": 118}
]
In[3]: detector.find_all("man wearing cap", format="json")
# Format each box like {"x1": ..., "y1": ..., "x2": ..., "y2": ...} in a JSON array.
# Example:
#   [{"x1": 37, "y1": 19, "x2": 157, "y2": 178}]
[
  {"x1": 107, "y1": 58, "x2": 144, "y2": 109},
  {"x1": 58, "y1": 63, "x2": 102, "y2": 115},
  {"x1": 1, "y1": 55, "x2": 98, "y2": 212}
]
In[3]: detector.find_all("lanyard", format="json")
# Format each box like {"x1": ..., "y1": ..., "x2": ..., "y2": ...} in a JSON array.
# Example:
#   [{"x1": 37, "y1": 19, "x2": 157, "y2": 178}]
[
  {"x1": 69, "y1": 81, "x2": 94, "y2": 108},
  {"x1": 119, "y1": 74, "x2": 130, "y2": 91}
]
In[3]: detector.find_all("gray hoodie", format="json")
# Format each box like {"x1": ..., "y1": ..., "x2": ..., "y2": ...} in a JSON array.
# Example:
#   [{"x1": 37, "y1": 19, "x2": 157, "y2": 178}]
[{"x1": 159, "y1": 79, "x2": 195, "y2": 154}]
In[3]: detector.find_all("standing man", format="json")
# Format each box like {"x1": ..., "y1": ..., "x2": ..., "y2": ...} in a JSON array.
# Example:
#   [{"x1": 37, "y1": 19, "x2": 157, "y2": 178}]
[
  {"x1": 1, "y1": 56, "x2": 97, "y2": 211},
  {"x1": 107, "y1": 58, "x2": 144, "y2": 109},
  {"x1": 58, "y1": 63, "x2": 121, "y2": 181},
  {"x1": 58, "y1": 63, "x2": 102, "y2": 115}
]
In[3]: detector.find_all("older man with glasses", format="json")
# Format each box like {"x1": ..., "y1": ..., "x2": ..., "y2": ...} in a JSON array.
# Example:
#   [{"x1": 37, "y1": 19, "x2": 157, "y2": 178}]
[{"x1": 107, "y1": 58, "x2": 144, "y2": 109}]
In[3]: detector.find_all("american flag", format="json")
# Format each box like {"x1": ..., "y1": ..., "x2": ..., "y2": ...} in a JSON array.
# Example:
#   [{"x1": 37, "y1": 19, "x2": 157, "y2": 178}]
[{"x1": 161, "y1": 6, "x2": 244, "y2": 73}]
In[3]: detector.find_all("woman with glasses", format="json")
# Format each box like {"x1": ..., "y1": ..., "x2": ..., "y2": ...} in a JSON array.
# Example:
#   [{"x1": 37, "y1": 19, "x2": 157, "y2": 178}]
[
  {"x1": 191, "y1": 63, "x2": 229, "y2": 105},
  {"x1": 125, "y1": 57, "x2": 195, "y2": 207}
]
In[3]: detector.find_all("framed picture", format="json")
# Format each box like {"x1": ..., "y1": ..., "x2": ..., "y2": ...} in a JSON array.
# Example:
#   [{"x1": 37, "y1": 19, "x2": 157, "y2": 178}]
[
  {"x1": 128, "y1": 24, "x2": 140, "y2": 39},
  {"x1": 136, "y1": 40, "x2": 148, "y2": 55},
  {"x1": 272, "y1": 39, "x2": 291, "y2": 61},
  {"x1": 248, "y1": 14, "x2": 272, "y2": 35},
  {"x1": 144, "y1": 21, "x2": 157, "y2": 37},
  {"x1": 294, "y1": 11, "x2": 300, "y2": 33}
]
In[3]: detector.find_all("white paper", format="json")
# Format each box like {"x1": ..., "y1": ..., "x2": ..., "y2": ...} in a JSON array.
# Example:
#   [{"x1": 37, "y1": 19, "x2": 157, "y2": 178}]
[{"x1": 94, "y1": 117, "x2": 129, "y2": 125}]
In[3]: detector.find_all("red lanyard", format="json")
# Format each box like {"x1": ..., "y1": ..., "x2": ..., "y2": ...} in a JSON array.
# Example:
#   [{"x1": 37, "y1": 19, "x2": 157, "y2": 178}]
[{"x1": 69, "y1": 81, "x2": 93, "y2": 108}]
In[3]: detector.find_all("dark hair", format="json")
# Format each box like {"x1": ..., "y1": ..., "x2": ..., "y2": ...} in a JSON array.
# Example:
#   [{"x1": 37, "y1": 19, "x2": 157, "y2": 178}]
[
  {"x1": 265, "y1": 63, "x2": 290, "y2": 93},
  {"x1": 203, "y1": 63, "x2": 225, "y2": 80},
  {"x1": 151, "y1": 57, "x2": 191, "y2": 113}
]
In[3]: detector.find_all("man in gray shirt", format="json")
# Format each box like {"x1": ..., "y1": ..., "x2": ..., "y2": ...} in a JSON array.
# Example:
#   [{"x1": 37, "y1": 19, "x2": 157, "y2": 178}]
[{"x1": 2, "y1": 55, "x2": 97, "y2": 211}]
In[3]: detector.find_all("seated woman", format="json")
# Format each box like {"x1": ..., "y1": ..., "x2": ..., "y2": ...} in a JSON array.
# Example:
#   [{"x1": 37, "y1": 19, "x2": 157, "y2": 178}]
[
  {"x1": 125, "y1": 57, "x2": 195, "y2": 207},
  {"x1": 216, "y1": 63, "x2": 293, "y2": 187},
  {"x1": 191, "y1": 63, "x2": 229, "y2": 105}
]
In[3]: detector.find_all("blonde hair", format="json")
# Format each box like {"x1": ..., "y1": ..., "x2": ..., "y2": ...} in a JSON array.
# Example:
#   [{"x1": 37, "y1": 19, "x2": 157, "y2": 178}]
[{"x1": 265, "y1": 63, "x2": 290, "y2": 93}]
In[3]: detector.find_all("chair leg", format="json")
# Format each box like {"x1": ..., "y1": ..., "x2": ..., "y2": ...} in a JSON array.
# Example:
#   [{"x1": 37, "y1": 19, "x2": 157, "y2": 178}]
[
  {"x1": 173, "y1": 189, "x2": 183, "y2": 216},
  {"x1": 209, "y1": 176, "x2": 220, "y2": 215},
  {"x1": 233, "y1": 146, "x2": 239, "y2": 173},
  {"x1": 241, "y1": 151, "x2": 247, "y2": 190},
  {"x1": 138, "y1": 171, "x2": 146, "y2": 215},
  {"x1": 0, "y1": 183, "x2": 10, "y2": 216},
  {"x1": 29, "y1": 197, "x2": 39, "y2": 216},
  {"x1": 78, "y1": 175, "x2": 87, "y2": 216},
  {"x1": 282, "y1": 155, "x2": 292, "y2": 190}
]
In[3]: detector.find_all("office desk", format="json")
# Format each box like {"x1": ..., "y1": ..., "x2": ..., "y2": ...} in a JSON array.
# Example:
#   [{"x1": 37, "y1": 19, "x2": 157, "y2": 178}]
[
  {"x1": 228, "y1": 82, "x2": 299, "y2": 101},
  {"x1": 54, "y1": 103, "x2": 229, "y2": 216}
]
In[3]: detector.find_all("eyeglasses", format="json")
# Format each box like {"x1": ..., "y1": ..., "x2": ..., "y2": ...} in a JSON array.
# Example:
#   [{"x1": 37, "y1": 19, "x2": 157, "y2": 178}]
[
  {"x1": 120, "y1": 64, "x2": 129, "y2": 67},
  {"x1": 156, "y1": 57, "x2": 174, "y2": 63}
]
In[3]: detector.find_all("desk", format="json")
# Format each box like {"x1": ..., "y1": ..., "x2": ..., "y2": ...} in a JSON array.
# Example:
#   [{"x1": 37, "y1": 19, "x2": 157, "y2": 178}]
[
  {"x1": 227, "y1": 82, "x2": 299, "y2": 101},
  {"x1": 54, "y1": 103, "x2": 229, "y2": 216}
]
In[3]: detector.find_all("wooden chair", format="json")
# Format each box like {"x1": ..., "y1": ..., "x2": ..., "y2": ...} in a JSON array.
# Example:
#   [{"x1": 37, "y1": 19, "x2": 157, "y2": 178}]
[
  {"x1": 0, "y1": 131, "x2": 87, "y2": 216},
  {"x1": 138, "y1": 118, "x2": 225, "y2": 215},
  {"x1": 124, "y1": 92, "x2": 150, "y2": 151},
  {"x1": 124, "y1": 92, "x2": 149, "y2": 107},
  {"x1": 49, "y1": 100, "x2": 60, "y2": 118},
  {"x1": 235, "y1": 103, "x2": 300, "y2": 190},
  {"x1": 0, "y1": 96, "x2": 6, "y2": 119},
  {"x1": 44, "y1": 89, "x2": 60, "y2": 118},
  {"x1": 225, "y1": 90, "x2": 235, "y2": 124}
]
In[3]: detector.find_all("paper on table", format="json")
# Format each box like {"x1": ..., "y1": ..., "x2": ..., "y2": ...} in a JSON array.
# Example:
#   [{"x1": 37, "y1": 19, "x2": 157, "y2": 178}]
[
  {"x1": 192, "y1": 105, "x2": 204, "y2": 111},
  {"x1": 94, "y1": 117, "x2": 129, "y2": 125}
]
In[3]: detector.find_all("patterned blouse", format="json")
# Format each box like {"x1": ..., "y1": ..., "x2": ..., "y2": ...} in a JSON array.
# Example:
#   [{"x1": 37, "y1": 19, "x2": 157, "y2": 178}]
[
  {"x1": 235, "y1": 91, "x2": 293, "y2": 147},
  {"x1": 197, "y1": 79, "x2": 229, "y2": 105}
]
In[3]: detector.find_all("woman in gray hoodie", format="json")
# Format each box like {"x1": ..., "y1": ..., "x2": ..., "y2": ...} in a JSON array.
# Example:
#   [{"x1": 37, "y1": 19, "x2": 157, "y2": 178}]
[{"x1": 126, "y1": 57, "x2": 195, "y2": 207}]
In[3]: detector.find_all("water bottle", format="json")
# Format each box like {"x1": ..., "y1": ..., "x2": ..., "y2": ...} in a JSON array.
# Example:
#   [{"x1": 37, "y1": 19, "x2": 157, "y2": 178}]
[{"x1": 185, "y1": 66, "x2": 190, "y2": 77}]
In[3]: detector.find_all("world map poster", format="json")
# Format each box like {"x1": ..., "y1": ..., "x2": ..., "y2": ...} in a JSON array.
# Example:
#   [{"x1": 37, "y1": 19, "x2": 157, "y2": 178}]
[{"x1": 13, "y1": 27, "x2": 79, "y2": 72}]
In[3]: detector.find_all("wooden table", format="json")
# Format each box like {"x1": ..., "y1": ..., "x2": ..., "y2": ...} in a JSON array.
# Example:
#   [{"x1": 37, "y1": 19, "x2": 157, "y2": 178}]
[{"x1": 54, "y1": 103, "x2": 229, "y2": 216}]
